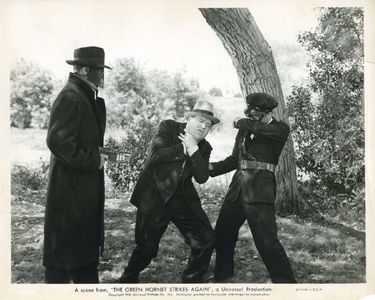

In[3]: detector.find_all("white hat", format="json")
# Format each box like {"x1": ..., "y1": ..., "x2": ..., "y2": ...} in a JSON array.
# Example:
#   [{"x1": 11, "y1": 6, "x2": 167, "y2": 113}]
[{"x1": 184, "y1": 100, "x2": 220, "y2": 125}]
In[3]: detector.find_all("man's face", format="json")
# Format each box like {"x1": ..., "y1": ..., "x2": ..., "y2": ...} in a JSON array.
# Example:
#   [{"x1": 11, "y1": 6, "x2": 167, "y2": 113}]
[
  {"x1": 245, "y1": 106, "x2": 266, "y2": 121},
  {"x1": 186, "y1": 115, "x2": 213, "y2": 141},
  {"x1": 87, "y1": 67, "x2": 105, "y2": 88}
]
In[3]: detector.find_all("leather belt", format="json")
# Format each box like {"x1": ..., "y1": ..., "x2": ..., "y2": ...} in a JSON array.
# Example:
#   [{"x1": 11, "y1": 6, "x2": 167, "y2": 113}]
[{"x1": 239, "y1": 160, "x2": 276, "y2": 172}]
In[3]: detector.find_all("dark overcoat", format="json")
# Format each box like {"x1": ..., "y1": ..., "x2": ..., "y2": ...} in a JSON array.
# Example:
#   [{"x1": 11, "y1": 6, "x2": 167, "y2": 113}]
[
  {"x1": 130, "y1": 119, "x2": 212, "y2": 226},
  {"x1": 211, "y1": 118, "x2": 289, "y2": 205},
  {"x1": 43, "y1": 73, "x2": 106, "y2": 269}
]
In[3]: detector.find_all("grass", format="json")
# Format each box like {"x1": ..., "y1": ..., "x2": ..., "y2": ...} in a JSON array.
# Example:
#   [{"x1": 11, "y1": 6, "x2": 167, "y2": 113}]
[{"x1": 11, "y1": 178, "x2": 365, "y2": 284}]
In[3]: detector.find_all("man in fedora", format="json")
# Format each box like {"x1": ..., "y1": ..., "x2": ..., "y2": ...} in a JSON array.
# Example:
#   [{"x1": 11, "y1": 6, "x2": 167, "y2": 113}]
[
  {"x1": 43, "y1": 46, "x2": 111, "y2": 283},
  {"x1": 118, "y1": 100, "x2": 219, "y2": 283},
  {"x1": 209, "y1": 93, "x2": 296, "y2": 283}
]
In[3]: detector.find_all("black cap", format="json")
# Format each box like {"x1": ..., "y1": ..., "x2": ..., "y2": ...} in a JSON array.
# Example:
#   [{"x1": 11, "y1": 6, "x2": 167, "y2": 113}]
[{"x1": 245, "y1": 93, "x2": 278, "y2": 112}]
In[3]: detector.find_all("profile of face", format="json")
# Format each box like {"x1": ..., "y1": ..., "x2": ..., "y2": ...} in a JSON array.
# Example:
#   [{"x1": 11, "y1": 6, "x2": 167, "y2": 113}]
[
  {"x1": 245, "y1": 106, "x2": 266, "y2": 121},
  {"x1": 87, "y1": 67, "x2": 105, "y2": 88},
  {"x1": 186, "y1": 115, "x2": 213, "y2": 141},
  {"x1": 76, "y1": 66, "x2": 105, "y2": 88}
]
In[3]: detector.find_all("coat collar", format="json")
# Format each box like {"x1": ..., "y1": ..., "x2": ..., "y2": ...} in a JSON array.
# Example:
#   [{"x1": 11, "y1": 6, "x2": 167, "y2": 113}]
[{"x1": 68, "y1": 72, "x2": 97, "y2": 99}]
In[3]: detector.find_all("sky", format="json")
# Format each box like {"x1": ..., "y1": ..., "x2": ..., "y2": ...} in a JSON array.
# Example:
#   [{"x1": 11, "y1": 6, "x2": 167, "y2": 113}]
[{"x1": 4, "y1": 0, "x2": 319, "y2": 94}]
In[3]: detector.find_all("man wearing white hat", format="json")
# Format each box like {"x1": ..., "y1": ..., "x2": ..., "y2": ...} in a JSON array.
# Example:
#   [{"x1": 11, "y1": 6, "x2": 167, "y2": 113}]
[{"x1": 118, "y1": 100, "x2": 220, "y2": 283}]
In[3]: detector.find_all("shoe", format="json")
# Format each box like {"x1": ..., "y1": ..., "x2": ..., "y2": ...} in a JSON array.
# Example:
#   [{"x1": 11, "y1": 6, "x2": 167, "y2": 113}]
[
  {"x1": 202, "y1": 274, "x2": 215, "y2": 283},
  {"x1": 214, "y1": 275, "x2": 233, "y2": 283},
  {"x1": 117, "y1": 273, "x2": 139, "y2": 283}
]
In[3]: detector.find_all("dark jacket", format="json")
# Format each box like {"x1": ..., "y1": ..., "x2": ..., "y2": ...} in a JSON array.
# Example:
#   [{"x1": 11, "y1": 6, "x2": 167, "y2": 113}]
[
  {"x1": 211, "y1": 118, "x2": 289, "y2": 204},
  {"x1": 130, "y1": 119, "x2": 212, "y2": 226},
  {"x1": 43, "y1": 73, "x2": 106, "y2": 269}
]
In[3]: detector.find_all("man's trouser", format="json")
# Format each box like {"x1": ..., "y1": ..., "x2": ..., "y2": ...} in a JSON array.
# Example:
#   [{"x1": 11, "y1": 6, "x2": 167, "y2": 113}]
[
  {"x1": 120, "y1": 189, "x2": 215, "y2": 283},
  {"x1": 45, "y1": 262, "x2": 99, "y2": 283},
  {"x1": 214, "y1": 189, "x2": 296, "y2": 283}
]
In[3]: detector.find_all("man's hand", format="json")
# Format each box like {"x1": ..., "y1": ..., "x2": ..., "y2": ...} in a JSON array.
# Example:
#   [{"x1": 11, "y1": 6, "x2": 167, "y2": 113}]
[
  {"x1": 99, "y1": 154, "x2": 109, "y2": 170},
  {"x1": 233, "y1": 117, "x2": 242, "y2": 128},
  {"x1": 179, "y1": 130, "x2": 198, "y2": 156}
]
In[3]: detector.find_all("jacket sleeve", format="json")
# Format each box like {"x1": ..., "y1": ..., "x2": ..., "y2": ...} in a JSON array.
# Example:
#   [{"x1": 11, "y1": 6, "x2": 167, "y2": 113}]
[
  {"x1": 148, "y1": 120, "x2": 185, "y2": 164},
  {"x1": 235, "y1": 118, "x2": 290, "y2": 143},
  {"x1": 188, "y1": 144, "x2": 212, "y2": 184},
  {"x1": 210, "y1": 131, "x2": 242, "y2": 177},
  {"x1": 46, "y1": 91, "x2": 100, "y2": 172}
]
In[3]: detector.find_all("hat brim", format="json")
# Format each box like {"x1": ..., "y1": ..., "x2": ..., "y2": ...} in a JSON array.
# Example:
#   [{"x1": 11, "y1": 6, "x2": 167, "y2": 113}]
[
  {"x1": 66, "y1": 60, "x2": 112, "y2": 69},
  {"x1": 184, "y1": 111, "x2": 220, "y2": 125},
  {"x1": 250, "y1": 106, "x2": 274, "y2": 112}
]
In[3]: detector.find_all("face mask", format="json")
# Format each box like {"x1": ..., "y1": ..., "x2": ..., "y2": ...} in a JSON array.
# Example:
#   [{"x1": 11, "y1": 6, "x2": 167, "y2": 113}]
[{"x1": 244, "y1": 107, "x2": 266, "y2": 121}]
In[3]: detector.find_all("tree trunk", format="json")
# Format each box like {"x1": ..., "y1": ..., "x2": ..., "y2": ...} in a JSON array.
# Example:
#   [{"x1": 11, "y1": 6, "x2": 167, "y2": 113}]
[{"x1": 200, "y1": 8, "x2": 302, "y2": 215}]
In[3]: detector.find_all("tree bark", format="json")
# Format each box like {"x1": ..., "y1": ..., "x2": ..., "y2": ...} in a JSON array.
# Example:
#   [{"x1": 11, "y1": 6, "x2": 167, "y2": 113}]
[{"x1": 200, "y1": 8, "x2": 302, "y2": 215}]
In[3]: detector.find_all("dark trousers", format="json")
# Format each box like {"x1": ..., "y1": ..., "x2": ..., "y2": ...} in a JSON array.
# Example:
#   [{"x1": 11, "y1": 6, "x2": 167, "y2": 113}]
[
  {"x1": 45, "y1": 263, "x2": 99, "y2": 283},
  {"x1": 122, "y1": 191, "x2": 215, "y2": 283},
  {"x1": 214, "y1": 193, "x2": 296, "y2": 283}
]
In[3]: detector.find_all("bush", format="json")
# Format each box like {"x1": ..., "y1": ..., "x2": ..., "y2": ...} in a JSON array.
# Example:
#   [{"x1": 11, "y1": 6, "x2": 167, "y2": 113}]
[
  {"x1": 10, "y1": 60, "x2": 58, "y2": 129},
  {"x1": 286, "y1": 8, "x2": 364, "y2": 219},
  {"x1": 104, "y1": 58, "x2": 205, "y2": 129},
  {"x1": 11, "y1": 161, "x2": 49, "y2": 193},
  {"x1": 104, "y1": 119, "x2": 158, "y2": 193},
  {"x1": 298, "y1": 180, "x2": 365, "y2": 227}
]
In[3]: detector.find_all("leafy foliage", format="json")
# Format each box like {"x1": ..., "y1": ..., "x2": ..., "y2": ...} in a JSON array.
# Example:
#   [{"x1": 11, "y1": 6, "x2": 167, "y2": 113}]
[
  {"x1": 287, "y1": 8, "x2": 364, "y2": 220},
  {"x1": 104, "y1": 58, "x2": 204, "y2": 128},
  {"x1": 10, "y1": 60, "x2": 58, "y2": 129},
  {"x1": 104, "y1": 120, "x2": 157, "y2": 193}
]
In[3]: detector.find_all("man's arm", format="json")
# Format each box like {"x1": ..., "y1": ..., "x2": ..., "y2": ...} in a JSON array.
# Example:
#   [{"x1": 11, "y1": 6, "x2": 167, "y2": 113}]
[
  {"x1": 210, "y1": 131, "x2": 243, "y2": 177},
  {"x1": 187, "y1": 144, "x2": 212, "y2": 184},
  {"x1": 46, "y1": 92, "x2": 101, "y2": 171},
  {"x1": 234, "y1": 118, "x2": 290, "y2": 142},
  {"x1": 148, "y1": 120, "x2": 185, "y2": 164}
]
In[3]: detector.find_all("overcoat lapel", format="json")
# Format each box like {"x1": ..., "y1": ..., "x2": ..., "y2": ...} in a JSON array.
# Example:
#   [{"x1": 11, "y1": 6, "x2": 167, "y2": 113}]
[{"x1": 70, "y1": 73, "x2": 102, "y2": 131}]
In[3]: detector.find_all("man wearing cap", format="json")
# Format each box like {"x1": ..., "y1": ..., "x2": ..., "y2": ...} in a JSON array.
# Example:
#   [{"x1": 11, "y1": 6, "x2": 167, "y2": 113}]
[
  {"x1": 209, "y1": 92, "x2": 296, "y2": 283},
  {"x1": 43, "y1": 46, "x2": 111, "y2": 283},
  {"x1": 118, "y1": 100, "x2": 219, "y2": 283}
]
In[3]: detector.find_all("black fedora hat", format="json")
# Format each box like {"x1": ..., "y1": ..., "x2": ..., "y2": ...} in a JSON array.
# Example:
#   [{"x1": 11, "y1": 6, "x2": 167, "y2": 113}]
[{"x1": 66, "y1": 46, "x2": 111, "y2": 69}]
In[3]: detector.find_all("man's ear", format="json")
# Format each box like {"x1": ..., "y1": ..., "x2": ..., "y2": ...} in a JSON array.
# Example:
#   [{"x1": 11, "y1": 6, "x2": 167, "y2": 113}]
[
  {"x1": 76, "y1": 66, "x2": 89, "y2": 76},
  {"x1": 81, "y1": 66, "x2": 90, "y2": 75}
]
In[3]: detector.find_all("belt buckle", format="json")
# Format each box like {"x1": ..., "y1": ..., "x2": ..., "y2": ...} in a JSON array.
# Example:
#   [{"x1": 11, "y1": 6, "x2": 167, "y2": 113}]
[{"x1": 240, "y1": 160, "x2": 245, "y2": 169}]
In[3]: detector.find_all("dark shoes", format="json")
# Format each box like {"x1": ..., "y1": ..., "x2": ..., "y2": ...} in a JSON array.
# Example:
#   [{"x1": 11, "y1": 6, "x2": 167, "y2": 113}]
[
  {"x1": 117, "y1": 272, "x2": 139, "y2": 283},
  {"x1": 214, "y1": 272, "x2": 234, "y2": 283},
  {"x1": 202, "y1": 274, "x2": 215, "y2": 283},
  {"x1": 116, "y1": 271, "x2": 235, "y2": 284}
]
